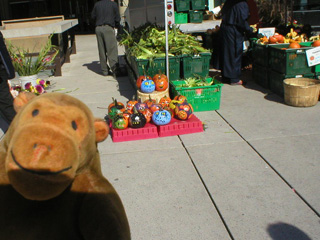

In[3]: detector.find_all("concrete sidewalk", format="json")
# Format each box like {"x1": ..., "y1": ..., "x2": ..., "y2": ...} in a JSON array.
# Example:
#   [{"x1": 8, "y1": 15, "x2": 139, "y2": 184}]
[{"x1": 1, "y1": 34, "x2": 320, "y2": 240}]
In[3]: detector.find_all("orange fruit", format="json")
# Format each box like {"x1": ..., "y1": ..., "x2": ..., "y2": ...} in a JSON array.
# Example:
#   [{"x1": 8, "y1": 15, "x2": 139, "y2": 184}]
[
  {"x1": 289, "y1": 42, "x2": 301, "y2": 49},
  {"x1": 312, "y1": 40, "x2": 320, "y2": 47}
]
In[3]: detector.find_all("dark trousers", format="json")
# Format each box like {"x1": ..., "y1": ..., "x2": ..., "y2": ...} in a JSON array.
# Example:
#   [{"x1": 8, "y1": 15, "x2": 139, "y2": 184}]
[
  {"x1": 95, "y1": 25, "x2": 118, "y2": 74},
  {"x1": 220, "y1": 24, "x2": 244, "y2": 83},
  {"x1": 0, "y1": 69, "x2": 16, "y2": 124}
]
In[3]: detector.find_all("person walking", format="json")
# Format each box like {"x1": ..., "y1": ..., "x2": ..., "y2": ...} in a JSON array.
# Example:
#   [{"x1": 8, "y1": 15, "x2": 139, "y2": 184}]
[
  {"x1": 219, "y1": 0, "x2": 254, "y2": 85},
  {"x1": 91, "y1": 0, "x2": 121, "y2": 77},
  {"x1": 0, "y1": 31, "x2": 16, "y2": 127}
]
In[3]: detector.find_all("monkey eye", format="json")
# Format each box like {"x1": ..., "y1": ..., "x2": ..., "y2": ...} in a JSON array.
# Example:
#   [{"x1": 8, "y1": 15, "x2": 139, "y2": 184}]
[
  {"x1": 32, "y1": 109, "x2": 39, "y2": 117},
  {"x1": 71, "y1": 121, "x2": 78, "y2": 130}
]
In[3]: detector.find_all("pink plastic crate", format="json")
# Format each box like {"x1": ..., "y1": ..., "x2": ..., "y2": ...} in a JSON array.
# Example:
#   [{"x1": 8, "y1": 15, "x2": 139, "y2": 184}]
[
  {"x1": 111, "y1": 123, "x2": 158, "y2": 142},
  {"x1": 157, "y1": 115, "x2": 203, "y2": 137}
]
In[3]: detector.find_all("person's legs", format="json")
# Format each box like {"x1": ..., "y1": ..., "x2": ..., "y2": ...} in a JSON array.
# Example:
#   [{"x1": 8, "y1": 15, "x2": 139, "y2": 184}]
[
  {"x1": 0, "y1": 72, "x2": 16, "y2": 124},
  {"x1": 95, "y1": 26, "x2": 110, "y2": 75},
  {"x1": 220, "y1": 26, "x2": 244, "y2": 84},
  {"x1": 103, "y1": 26, "x2": 119, "y2": 76}
]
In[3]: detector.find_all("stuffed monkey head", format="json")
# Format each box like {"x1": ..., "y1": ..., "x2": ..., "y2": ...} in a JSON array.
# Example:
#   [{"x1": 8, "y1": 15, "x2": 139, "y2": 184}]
[{"x1": 5, "y1": 92, "x2": 109, "y2": 201}]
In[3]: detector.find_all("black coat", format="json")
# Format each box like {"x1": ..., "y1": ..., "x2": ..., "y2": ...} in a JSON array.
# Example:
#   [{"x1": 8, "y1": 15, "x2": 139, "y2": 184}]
[{"x1": 0, "y1": 31, "x2": 15, "y2": 80}]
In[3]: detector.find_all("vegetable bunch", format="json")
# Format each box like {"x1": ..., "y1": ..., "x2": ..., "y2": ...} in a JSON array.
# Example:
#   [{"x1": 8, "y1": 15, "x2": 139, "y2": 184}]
[{"x1": 120, "y1": 24, "x2": 209, "y2": 59}]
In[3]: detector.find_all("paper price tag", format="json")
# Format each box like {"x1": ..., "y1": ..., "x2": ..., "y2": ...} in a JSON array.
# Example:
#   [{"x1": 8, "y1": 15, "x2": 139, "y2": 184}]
[
  {"x1": 306, "y1": 46, "x2": 320, "y2": 67},
  {"x1": 258, "y1": 27, "x2": 275, "y2": 38}
]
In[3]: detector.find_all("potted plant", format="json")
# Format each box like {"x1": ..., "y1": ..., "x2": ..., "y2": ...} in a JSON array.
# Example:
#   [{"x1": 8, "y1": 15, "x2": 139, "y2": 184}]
[{"x1": 7, "y1": 34, "x2": 59, "y2": 89}]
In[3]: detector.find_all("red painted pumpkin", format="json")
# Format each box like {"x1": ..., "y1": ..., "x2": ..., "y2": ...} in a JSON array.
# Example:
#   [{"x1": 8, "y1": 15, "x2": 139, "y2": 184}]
[{"x1": 153, "y1": 72, "x2": 168, "y2": 92}]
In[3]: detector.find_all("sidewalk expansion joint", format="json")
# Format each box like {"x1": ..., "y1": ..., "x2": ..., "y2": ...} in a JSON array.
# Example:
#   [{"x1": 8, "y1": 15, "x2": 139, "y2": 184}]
[
  {"x1": 215, "y1": 111, "x2": 320, "y2": 218},
  {"x1": 178, "y1": 135, "x2": 235, "y2": 240}
]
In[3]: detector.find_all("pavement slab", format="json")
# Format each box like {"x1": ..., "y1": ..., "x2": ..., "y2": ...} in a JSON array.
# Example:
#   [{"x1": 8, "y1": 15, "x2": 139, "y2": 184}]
[
  {"x1": 218, "y1": 84, "x2": 320, "y2": 141},
  {"x1": 100, "y1": 148, "x2": 231, "y2": 240},
  {"x1": 249, "y1": 134, "x2": 320, "y2": 215},
  {"x1": 188, "y1": 142, "x2": 320, "y2": 240}
]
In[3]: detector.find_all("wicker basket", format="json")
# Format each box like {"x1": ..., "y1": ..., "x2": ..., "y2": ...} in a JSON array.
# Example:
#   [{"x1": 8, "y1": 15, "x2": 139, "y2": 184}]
[
  {"x1": 283, "y1": 78, "x2": 320, "y2": 107},
  {"x1": 137, "y1": 87, "x2": 169, "y2": 103}
]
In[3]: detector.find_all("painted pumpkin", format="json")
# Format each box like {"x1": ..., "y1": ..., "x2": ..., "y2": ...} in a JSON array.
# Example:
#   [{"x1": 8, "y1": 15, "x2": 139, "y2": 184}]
[
  {"x1": 112, "y1": 114, "x2": 129, "y2": 130},
  {"x1": 108, "y1": 100, "x2": 125, "y2": 120},
  {"x1": 173, "y1": 95, "x2": 187, "y2": 103},
  {"x1": 144, "y1": 95, "x2": 157, "y2": 108},
  {"x1": 140, "y1": 79, "x2": 155, "y2": 93},
  {"x1": 153, "y1": 73, "x2": 168, "y2": 92},
  {"x1": 141, "y1": 108, "x2": 153, "y2": 123},
  {"x1": 174, "y1": 102, "x2": 193, "y2": 120},
  {"x1": 126, "y1": 98, "x2": 138, "y2": 111},
  {"x1": 134, "y1": 102, "x2": 148, "y2": 112},
  {"x1": 108, "y1": 97, "x2": 124, "y2": 113},
  {"x1": 149, "y1": 103, "x2": 162, "y2": 113},
  {"x1": 129, "y1": 106, "x2": 147, "y2": 128},
  {"x1": 169, "y1": 99, "x2": 184, "y2": 112},
  {"x1": 121, "y1": 109, "x2": 132, "y2": 121},
  {"x1": 152, "y1": 71, "x2": 168, "y2": 83},
  {"x1": 152, "y1": 109, "x2": 172, "y2": 126},
  {"x1": 163, "y1": 106, "x2": 174, "y2": 117},
  {"x1": 137, "y1": 75, "x2": 151, "y2": 88},
  {"x1": 159, "y1": 95, "x2": 171, "y2": 107}
]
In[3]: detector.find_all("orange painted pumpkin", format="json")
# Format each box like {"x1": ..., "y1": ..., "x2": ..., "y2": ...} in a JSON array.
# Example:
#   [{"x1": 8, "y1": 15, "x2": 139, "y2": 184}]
[
  {"x1": 159, "y1": 96, "x2": 172, "y2": 107},
  {"x1": 143, "y1": 95, "x2": 157, "y2": 108}
]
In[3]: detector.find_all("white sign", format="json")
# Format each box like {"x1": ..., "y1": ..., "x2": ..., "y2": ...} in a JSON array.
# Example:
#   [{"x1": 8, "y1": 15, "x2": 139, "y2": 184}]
[
  {"x1": 258, "y1": 27, "x2": 275, "y2": 38},
  {"x1": 306, "y1": 46, "x2": 320, "y2": 67}
]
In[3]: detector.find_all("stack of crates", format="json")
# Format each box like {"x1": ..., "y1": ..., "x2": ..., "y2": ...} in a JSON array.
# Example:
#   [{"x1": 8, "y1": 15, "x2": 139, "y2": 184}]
[
  {"x1": 174, "y1": 0, "x2": 206, "y2": 24},
  {"x1": 252, "y1": 41, "x2": 318, "y2": 96}
]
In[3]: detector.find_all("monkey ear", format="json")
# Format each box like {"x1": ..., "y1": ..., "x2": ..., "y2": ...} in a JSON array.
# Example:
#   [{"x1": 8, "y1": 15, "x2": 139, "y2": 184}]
[
  {"x1": 13, "y1": 92, "x2": 37, "y2": 112},
  {"x1": 94, "y1": 119, "x2": 109, "y2": 143}
]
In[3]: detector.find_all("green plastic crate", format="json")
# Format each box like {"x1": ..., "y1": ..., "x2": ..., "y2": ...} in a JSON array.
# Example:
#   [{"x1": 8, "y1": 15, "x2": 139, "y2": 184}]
[
  {"x1": 268, "y1": 69, "x2": 315, "y2": 97},
  {"x1": 189, "y1": 10, "x2": 203, "y2": 23},
  {"x1": 175, "y1": 12, "x2": 188, "y2": 24},
  {"x1": 170, "y1": 78, "x2": 223, "y2": 111},
  {"x1": 252, "y1": 63, "x2": 269, "y2": 89},
  {"x1": 252, "y1": 42, "x2": 269, "y2": 67},
  {"x1": 175, "y1": 0, "x2": 190, "y2": 12},
  {"x1": 268, "y1": 43, "x2": 314, "y2": 75},
  {"x1": 132, "y1": 56, "x2": 181, "y2": 81},
  {"x1": 191, "y1": 0, "x2": 206, "y2": 10},
  {"x1": 300, "y1": 42, "x2": 320, "y2": 74},
  {"x1": 180, "y1": 52, "x2": 211, "y2": 79}
]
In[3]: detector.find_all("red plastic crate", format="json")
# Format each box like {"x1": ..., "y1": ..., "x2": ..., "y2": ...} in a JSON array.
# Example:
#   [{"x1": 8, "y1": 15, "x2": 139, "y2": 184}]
[
  {"x1": 111, "y1": 123, "x2": 158, "y2": 142},
  {"x1": 157, "y1": 115, "x2": 203, "y2": 137}
]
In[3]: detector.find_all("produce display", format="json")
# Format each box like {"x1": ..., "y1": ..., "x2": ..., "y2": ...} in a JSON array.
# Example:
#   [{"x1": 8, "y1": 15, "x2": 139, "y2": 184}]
[
  {"x1": 256, "y1": 28, "x2": 320, "y2": 45},
  {"x1": 120, "y1": 24, "x2": 209, "y2": 59}
]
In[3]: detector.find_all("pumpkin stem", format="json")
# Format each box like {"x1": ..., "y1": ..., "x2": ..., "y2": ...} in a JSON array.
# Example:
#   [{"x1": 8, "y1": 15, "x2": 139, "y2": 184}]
[{"x1": 132, "y1": 106, "x2": 139, "y2": 114}]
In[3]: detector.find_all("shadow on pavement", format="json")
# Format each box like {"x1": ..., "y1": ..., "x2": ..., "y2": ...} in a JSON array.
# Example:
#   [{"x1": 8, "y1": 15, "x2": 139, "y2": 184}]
[
  {"x1": 267, "y1": 222, "x2": 312, "y2": 240},
  {"x1": 83, "y1": 61, "x2": 103, "y2": 75}
]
